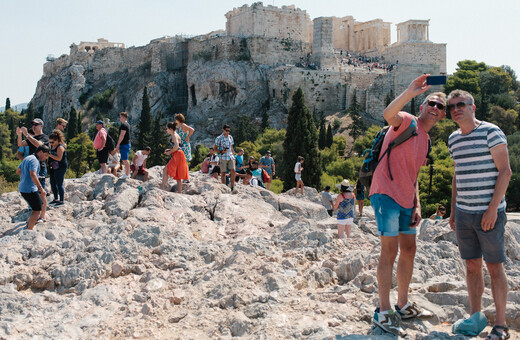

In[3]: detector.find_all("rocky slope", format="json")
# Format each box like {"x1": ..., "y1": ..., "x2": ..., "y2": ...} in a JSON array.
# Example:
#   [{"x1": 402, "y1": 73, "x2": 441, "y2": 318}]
[{"x1": 1, "y1": 169, "x2": 519, "y2": 339}]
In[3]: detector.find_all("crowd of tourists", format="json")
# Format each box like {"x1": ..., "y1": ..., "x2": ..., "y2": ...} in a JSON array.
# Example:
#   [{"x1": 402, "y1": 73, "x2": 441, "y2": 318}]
[{"x1": 14, "y1": 73, "x2": 512, "y2": 339}]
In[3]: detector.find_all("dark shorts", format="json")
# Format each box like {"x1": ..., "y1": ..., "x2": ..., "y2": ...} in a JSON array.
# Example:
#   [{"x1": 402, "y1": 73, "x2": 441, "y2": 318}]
[
  {"x1": 211, "y1": 166, "x2": 220, "y2": 175},
  {"x1": 455, "y1": 208, "x2": 507, "y2": 263},
  {"x1": 96, "y1": 148, "x2": 109, "y2": 164},
  {"x1": 21, "y1": 192, "x2": 42, "y2": 211}
]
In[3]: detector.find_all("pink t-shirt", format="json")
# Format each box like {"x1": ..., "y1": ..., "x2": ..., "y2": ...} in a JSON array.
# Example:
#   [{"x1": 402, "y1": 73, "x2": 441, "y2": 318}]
[
  {"x1": 369, "y1": 113, "x2": 429, "y2": 209},
  {"x1": 93, "y1": 128, "x2": 107, "y2": 150}
]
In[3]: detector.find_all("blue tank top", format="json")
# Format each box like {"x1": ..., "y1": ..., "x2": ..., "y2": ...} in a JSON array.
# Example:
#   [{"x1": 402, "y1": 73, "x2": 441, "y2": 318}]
[{"x1": 337, "y1": 193, "x2": 355, "y2": 219}]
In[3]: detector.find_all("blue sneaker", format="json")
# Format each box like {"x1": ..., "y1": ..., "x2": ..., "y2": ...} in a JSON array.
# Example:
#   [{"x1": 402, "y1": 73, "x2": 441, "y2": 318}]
[{"x1": 373, "y1": 307, "x2": 407, "y2": 336}]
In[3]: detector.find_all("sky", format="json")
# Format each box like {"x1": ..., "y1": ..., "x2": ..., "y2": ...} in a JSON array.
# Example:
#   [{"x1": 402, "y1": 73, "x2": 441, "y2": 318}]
[{"x1": 1, "y1": 0, "x2": 519, "y2": 106}]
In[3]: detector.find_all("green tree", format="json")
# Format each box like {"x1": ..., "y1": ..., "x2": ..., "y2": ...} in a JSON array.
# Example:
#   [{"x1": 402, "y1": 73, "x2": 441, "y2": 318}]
[
  {"x1": 191, "y1": 144, "x2": 210, "y2": 169},
  {"x1": 0, "y1": 123, "x2": 11, "y2": 160},
  {"x1": 282, "y1": 88, "x2": 321, "y2": 190},
  {"x1": 5, "y1": 98, "x2": 10, "y2": 111},
  {"x1": 428, "y1": 119, "x2": 458, "y2": 146},
  {"x1": 318, "y1": 119, "x2": 326, "y2": 150},
  {"x1": 67, "y1": 132, "x2": 96, "y2": 177},
  {"x1": 137, "y1": 87, "x2": 152, "y2": 149},
  {"x1": 24, "y1": 102, "x2": 34, "y2": 126},
  {"x1": 489, "y1": 106, "x2": 518, "y2": 136},
  {"x1": 234, "y1": 115, "x2": 259, "y2": 146},
  {"x1": 67, "y1": 107, "x2": 78, "y2": 140},
  {"x1": 260, "y1": 108, "x2": 270, "y2": 132},
  {"x1": 147, "y1": 111, "x2": 169, "y2": 167},
  {"x1": 326, "y1": 123, "x2": 333, "y2": 148},
  {"x1": 348, "y1": 92, "x2": 366, "y2": 145}
]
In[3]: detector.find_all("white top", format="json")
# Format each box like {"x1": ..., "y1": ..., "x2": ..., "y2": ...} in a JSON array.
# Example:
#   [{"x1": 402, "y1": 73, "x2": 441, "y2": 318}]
[
  {"x1": 133, "y1": 150, "x2": 148, "y2": 167},
  {"x1": 108, "y1": 152, "x2": 120, "y2": 167},
  {"x1": 294, "y1": 162, "x2": 302, "y2": 173}
]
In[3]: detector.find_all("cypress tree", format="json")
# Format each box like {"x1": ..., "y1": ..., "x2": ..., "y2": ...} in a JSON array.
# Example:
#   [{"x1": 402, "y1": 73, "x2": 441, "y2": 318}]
[
  {"x1": 326, "y1": 123, "x2": 333, "y2": 148},
  {"x1": 318, "y1": 120, "x2": 326, "y2": 150},
  {"x1": 282, "y1": 88, "x2": 321, "y2": 191},
  {"x1": 77, "y1": 111, "x2": 82, "y2": 134},
  {"x1": 5, "y1": 98, "x2": 10, "y2": 111},
  {"x1": 148, "y1": 111, "x2": 169, "y2": 167},
  {"x1": 24, "y1": 102, "x2": 34, "y2": 126},
  {"x1": 260, "y1": 108, "x2": 270, "y2": 132},
  {"x1": 137, "y1": 87, "x2": 152, "y2": 149},
  {"x1": 67, "y1": 107, "x2": 78, "y2": 140},
  {"x1": 410, "y1": 97, "x2": 416, "y2": 116},
  {"x1": 348, "y1": 92, "x2": 366, "y2": 143}
]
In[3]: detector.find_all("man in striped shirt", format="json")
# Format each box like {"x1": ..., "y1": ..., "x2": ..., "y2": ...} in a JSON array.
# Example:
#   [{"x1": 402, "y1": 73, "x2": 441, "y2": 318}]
[{"x1": 448, "y1": 89, "x2": 512, "y2": 339}]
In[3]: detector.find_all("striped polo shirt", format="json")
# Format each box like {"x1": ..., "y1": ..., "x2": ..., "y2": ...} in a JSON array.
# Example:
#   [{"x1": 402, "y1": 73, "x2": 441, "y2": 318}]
[{"x1": 448, "y1": 121, "x2": 507, "y2": 213}]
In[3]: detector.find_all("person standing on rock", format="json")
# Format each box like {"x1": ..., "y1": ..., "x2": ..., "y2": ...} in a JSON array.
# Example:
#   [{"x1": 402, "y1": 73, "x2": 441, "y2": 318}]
[
  {"x1": 334, "y1": 180, "x2": 355, "y2": 239},
  {"x1": 48, "y1": 130, "x2": 68, "y2": 206},
  {"x1": 355, "y1": 180, "x2": 366, "y2": 217},
  {"x1": 162, "y1": 121, "x2": 189, "y2": 193},
  {"x1": 174, "y1": 113, "x2": 195, "y2": 164},
  {"x1": 321, "y1": 185, "x2": 334, "y2": 217},
  {"x1": 214, "y1": 124, "x2": 236, "y2": 191},
  {"x1": 93, "y1": 120, "x2": 109, "y2": 174},
  {"x1": 16, "y1": 145, "x2": 50, "y2": 229},
  {"x1": 259, "y1": 150, "x2": 275, "y2": 190},
  {"x1": 447, "y1": 90, "x2": 512, "y2": 340},
  {"x1": 55, "y1": 118, "x2": 68, "y2": 133},
  {"x1": 370, "y1": 75, "x2": 446, "y2": 336},
  {"x1": 16, "y1": 118, "x2": 50, "y2": 191},
  {"x1": 115, "y1": 112, "x2": 131, "y2": 179}
]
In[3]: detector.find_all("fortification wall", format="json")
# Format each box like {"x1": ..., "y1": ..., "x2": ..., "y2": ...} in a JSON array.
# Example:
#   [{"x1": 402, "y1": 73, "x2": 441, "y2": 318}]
[
  {"x1": 380, "y1": 42, "x2": 446, "y2": 74},
  {"x1": 225, "y1": 2, "x2": 311, "y2": 42}
]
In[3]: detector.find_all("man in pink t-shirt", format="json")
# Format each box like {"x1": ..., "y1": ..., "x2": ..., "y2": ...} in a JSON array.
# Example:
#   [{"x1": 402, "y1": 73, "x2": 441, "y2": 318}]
[
  {"x1": 93, "y1": 120, "x2": 108, "y2": 174},
  {"x1": 370, "y1": 75, "x2": 446, "y2": 336}
]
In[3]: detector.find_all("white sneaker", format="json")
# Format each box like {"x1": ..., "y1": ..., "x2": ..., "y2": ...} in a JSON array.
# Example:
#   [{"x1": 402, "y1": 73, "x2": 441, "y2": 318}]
[{"x1": 120, "y1": 174, "x2": 129, "y2": 179}]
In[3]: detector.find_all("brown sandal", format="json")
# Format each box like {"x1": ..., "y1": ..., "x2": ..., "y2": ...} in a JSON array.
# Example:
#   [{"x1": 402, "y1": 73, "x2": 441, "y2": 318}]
[{"x1": 486, "y1": 325, "x2": 510, "y2": 340}]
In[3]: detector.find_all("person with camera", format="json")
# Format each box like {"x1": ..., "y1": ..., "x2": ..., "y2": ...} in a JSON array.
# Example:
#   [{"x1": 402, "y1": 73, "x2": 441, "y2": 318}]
[
  {"x1": 370, "y1": 74, "x2": 446, "y2": 336},
  {"x1": 16, "y1": 118, "x2": 50, "y2": 191}
]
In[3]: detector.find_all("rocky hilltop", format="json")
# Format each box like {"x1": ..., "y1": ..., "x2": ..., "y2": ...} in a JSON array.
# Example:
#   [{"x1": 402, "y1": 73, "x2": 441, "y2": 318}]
[{"x1": 1, "y1": 169, "x2": 519, "y2": 339}]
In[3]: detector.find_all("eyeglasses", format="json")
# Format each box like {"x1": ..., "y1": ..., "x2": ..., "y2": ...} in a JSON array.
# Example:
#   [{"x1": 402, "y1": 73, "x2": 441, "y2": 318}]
[
  {"x1": 447, "y1": 102, "x2": 472, "y2": 111},
  {"x1": 427, "y1": 101, "x2": 445, "y2": 110},
  {"x1": 224, "y1": 129, "x2": 231, "y2": 132}
]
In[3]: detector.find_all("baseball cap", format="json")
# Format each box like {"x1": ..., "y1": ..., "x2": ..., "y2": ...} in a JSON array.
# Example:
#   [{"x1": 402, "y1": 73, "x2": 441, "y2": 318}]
[
  {"x1": 31, "y1": 118, "x2": 44, "y2": 126},
  {"x1": 266, "y1": 150, "x2": 271, "y2": 155},
  {"x1": 95, "y1": 120, "x2": 104, "y2": 126}
]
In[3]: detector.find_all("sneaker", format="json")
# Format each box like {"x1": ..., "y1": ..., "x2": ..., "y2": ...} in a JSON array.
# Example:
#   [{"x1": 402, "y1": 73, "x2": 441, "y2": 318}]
[
  {"x1": 373, "y1": 308, "x2": 406, "y2": 336},
  {"x1": 54, "y1": 201, "x2": 64, "y2": 207},
  {"x1": 395, "y1": 301, "x2": 433, "y2": 319},
  {"x1": 120, "y1": 174, "x2": 129, "y2": 179}
]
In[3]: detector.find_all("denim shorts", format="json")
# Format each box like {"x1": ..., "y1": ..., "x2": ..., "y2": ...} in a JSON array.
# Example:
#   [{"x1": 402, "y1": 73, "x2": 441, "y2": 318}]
[
  {"x1": 295, "y1": 174, "x2": 301, "y2": 181},
  {"x1": 119, "y1": 143, "x2": 131, "y2": 160},
  {"x1": 370, "y1": 194, "x2": 415, "y2": 237},
  {"x1": 455, "y1": 208, "x2": 507, "y2": 263}
]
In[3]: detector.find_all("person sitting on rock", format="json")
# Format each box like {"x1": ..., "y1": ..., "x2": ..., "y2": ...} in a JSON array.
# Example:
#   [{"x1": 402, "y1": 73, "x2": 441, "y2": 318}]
[
  {"x1": 108, "y1": 149, "x2": 121, "y2": 177},
  {"x1": 208, "y1": 147, "x2": 220, "y2": 179},
  {"x1": 131, "y1": 146, "x2": 151, "y2": 181},
  {"x1": 429, "y1": 204, "x2": 446, "y2": 220}
]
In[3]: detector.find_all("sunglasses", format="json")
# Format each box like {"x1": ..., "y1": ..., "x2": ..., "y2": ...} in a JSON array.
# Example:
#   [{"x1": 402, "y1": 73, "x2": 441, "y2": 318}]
[
  {"x1": 427, "y1": 101, "x2": 445, "y2": 110},
  {"x1": 224, "y1": 129, "x2": 231, "y2": 132},
  {"x1": 447, "y1": 102, "x2": 472, "y2": 111}
]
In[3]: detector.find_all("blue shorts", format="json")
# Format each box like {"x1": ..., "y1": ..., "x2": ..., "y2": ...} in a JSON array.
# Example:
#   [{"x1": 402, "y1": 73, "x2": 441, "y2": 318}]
[
  {"x1": 455, "y1": 208, "x2": 507, "y2": 263},
  {"x1": 119, "y1": 143, "x2": 131, "y2": 161},
  {"x1": 370, "y1": 194, "x2": 415, "y2": 237},
  {"x1": 295, "y1": 174, "x2": 301, "y2": 181}
]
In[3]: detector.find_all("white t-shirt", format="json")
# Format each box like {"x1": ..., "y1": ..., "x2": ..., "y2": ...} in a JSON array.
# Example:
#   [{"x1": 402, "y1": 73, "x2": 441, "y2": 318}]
[
  {"x1": 294, "y1": 162, "x2": 302, "y2": 173},
  {"x1": 209, "y1": 154, "x2": 219, "y2": 173},
  {"x1": 133, "y1": 151, "x2": 148, "y2": 167},
  {"x1": 108, "y1": 152, "x2": 120, "y2": 168}
]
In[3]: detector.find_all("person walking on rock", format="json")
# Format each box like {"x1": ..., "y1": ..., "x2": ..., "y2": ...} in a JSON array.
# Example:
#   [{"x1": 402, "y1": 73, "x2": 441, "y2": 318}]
[
  {"x1": 293, "y1": 156, "x2": 304, "y2": 196},
  {"x1": 370, "y1": 75, "x2": 446, "y2": 336},
  {"x1": 115, "y1": 112, "x2": 131, "y2": 179},
  {"x1": 214, "y1": 124, "x2": 236, "y2": 191},
  {"x1": 355, "y1": 180, "x2": 366, "y2": 216},
  {"x1": 16, "y1": 145, "x2": 50, "y2": 229},
  {"x1": 162, "y1": 121, "x2": 189, "y2": 192},
  {"x1": 334, "y1": 180, "x2": 355, "y2": 239},
  {"x1": 447, "y1": 90, "x2": 512, "y2": 340}
]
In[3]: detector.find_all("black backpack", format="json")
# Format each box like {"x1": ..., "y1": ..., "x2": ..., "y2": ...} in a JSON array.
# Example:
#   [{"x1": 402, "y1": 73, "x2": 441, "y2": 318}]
[
  {"x1": 359, "y1": 118, "x2": 433, "y2": 192},
  {"x1": 106, "y1": 133, "x2": 115, "y2": 151}
]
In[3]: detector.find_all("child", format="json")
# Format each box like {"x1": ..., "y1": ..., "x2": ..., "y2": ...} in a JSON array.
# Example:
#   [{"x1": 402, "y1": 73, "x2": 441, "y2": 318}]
[
  {"x1": 334, "y1": 179, "x2": 355, "y2": 239},
  {"x1": 108, "y1": 149, "x2": 121, "y2": 176},
  {"x1": 293, "y1": 156, "x2": 304, "y2": 196}
]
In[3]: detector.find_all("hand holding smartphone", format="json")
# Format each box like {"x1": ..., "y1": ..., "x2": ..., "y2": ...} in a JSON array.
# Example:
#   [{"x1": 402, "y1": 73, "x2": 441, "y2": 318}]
[{"x1": 426, "y1": 75, "x2": 447, "y2": 86}]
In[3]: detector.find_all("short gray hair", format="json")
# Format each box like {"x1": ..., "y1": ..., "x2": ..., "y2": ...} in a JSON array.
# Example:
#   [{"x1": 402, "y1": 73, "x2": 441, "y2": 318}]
[{"x1": 447, "y1": 90, "x2": 474, "y2": 105}]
